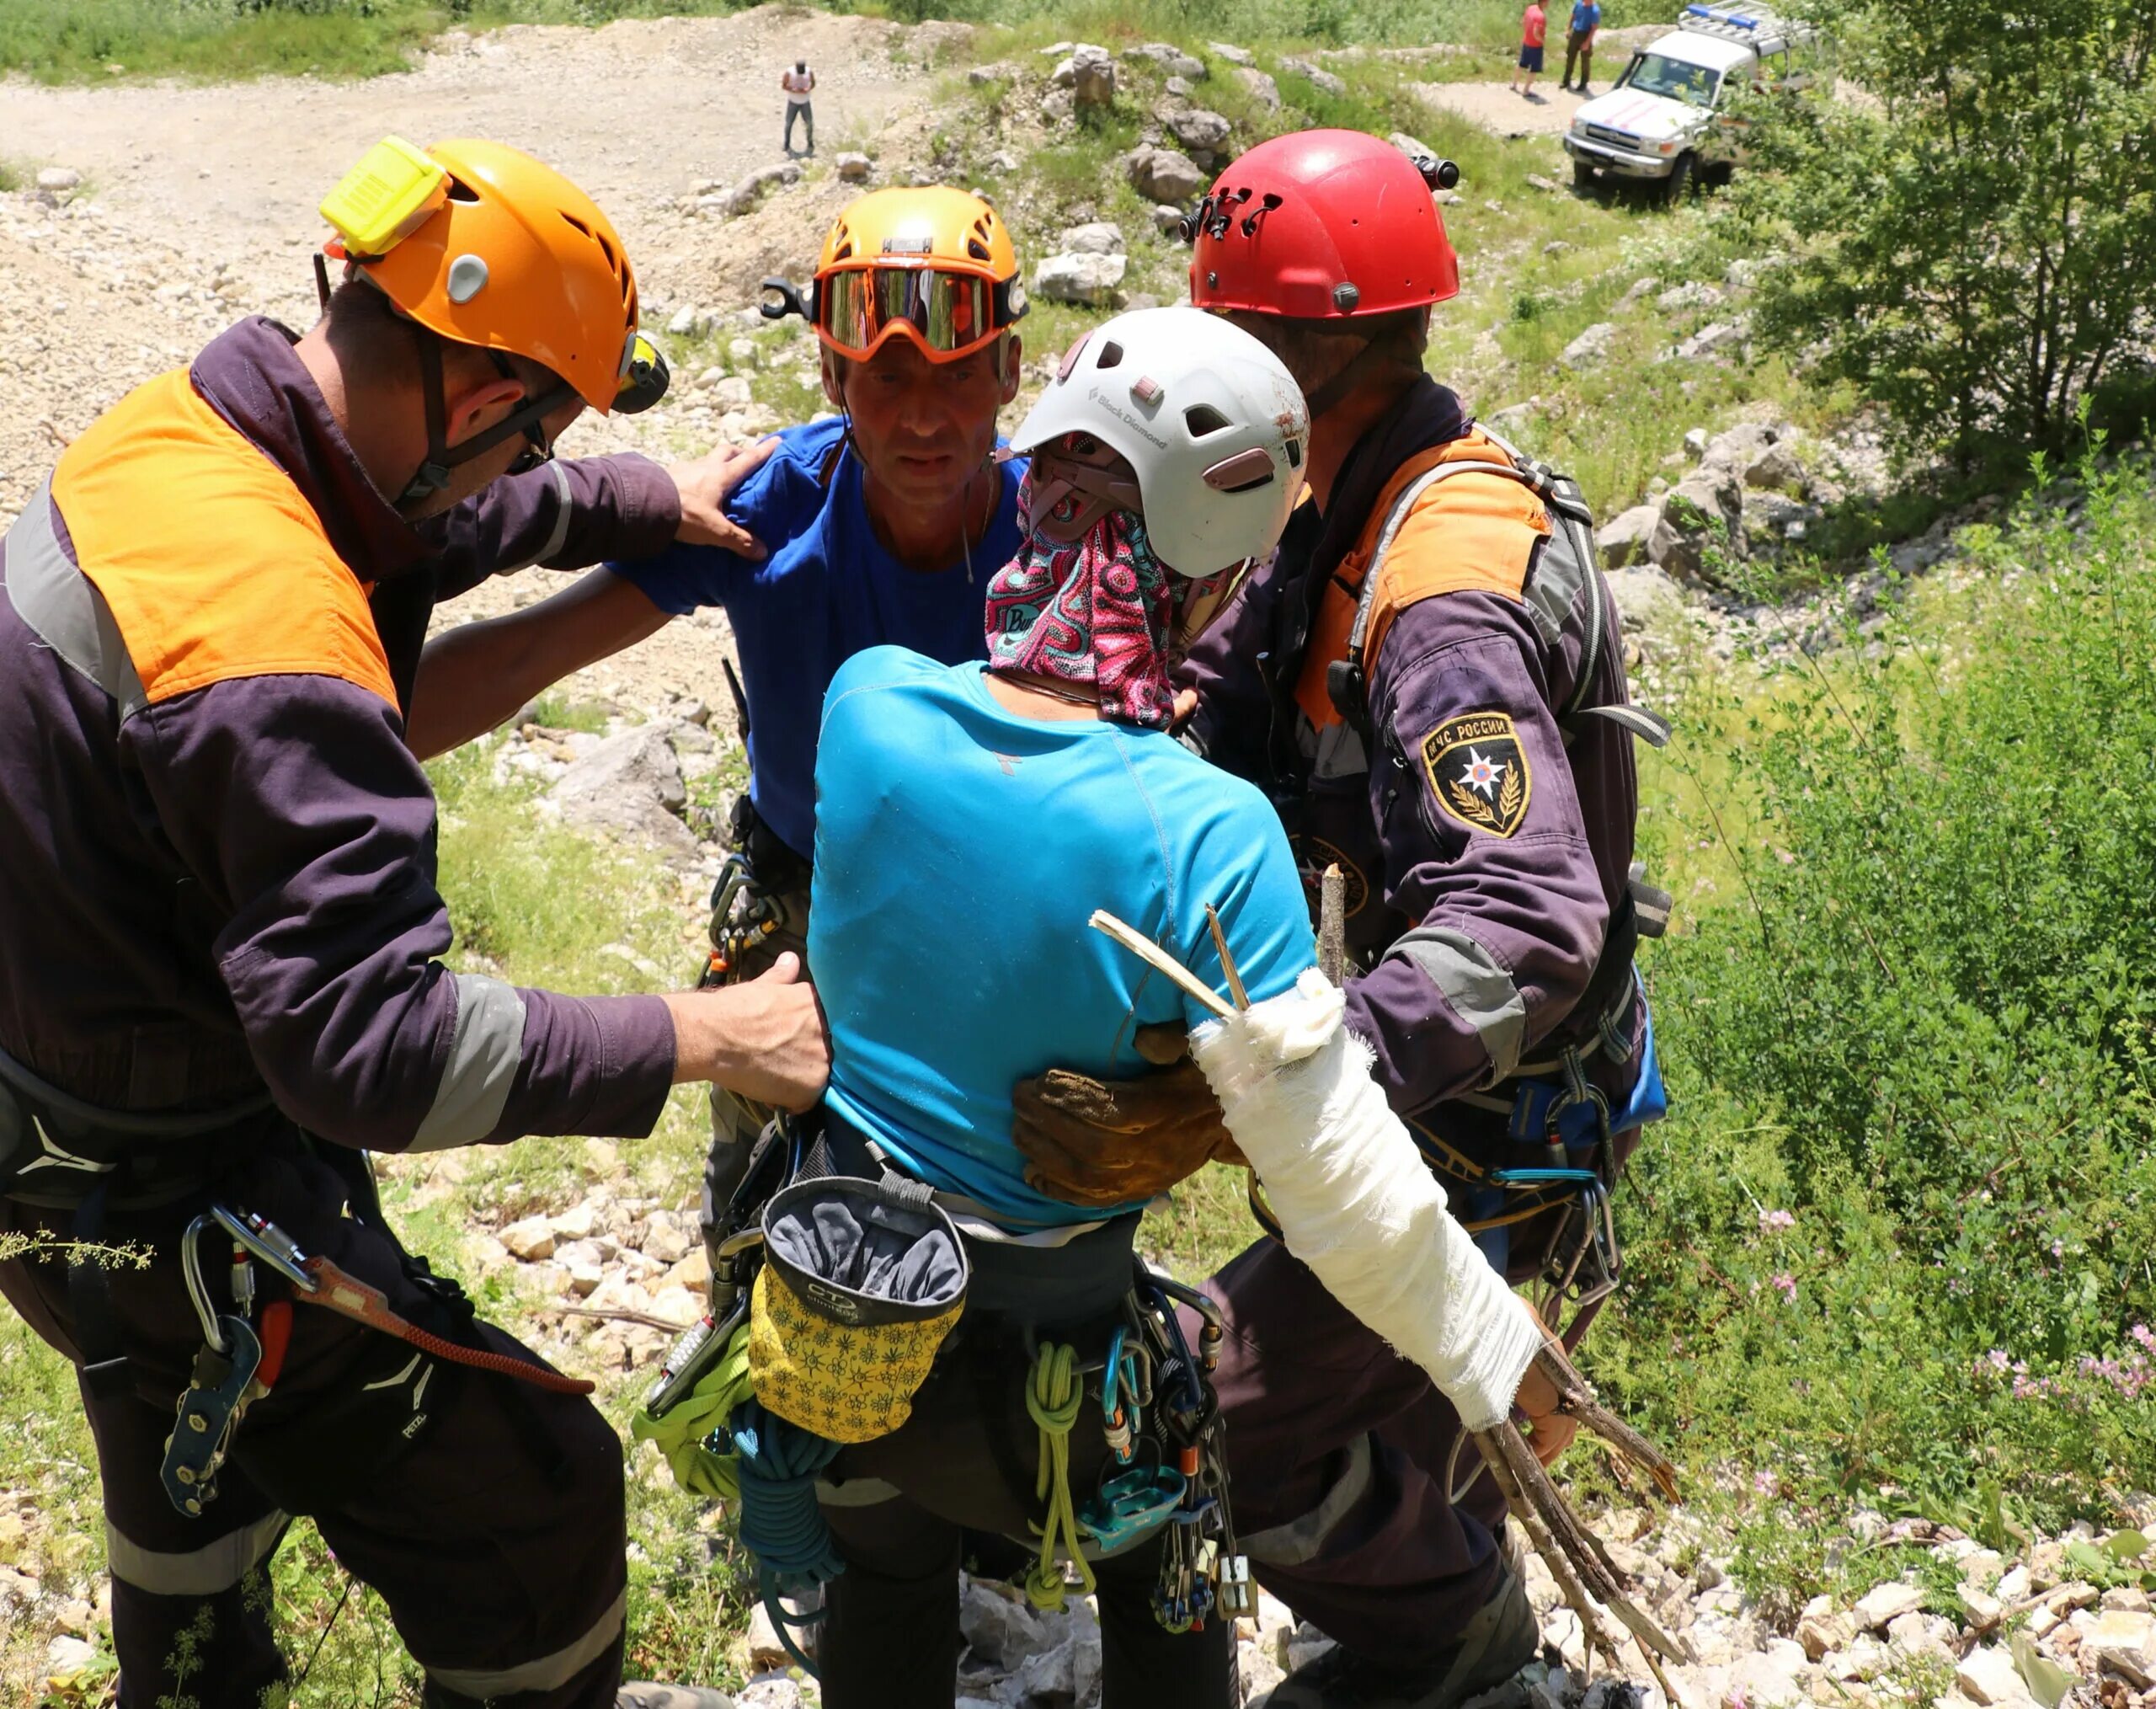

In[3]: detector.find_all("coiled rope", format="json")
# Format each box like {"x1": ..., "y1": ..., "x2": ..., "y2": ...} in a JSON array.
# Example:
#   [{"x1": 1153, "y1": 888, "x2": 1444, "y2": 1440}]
[
  {"x1": 729, "y1": 1397, "x2": 844, "y2": 1676},
  {"x1": 1023, "y1": 1341, "x2": 1097, "y2": 1612}
]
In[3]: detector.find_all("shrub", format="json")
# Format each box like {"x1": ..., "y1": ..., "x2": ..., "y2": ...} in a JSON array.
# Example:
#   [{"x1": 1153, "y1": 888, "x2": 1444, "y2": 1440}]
[
  {"x1": 1616, "y1": 449, "x2": 2156, "y2": 1530},
  {"x1": 1727, "y1": 0, "x2": 2156, "y2": 470}
]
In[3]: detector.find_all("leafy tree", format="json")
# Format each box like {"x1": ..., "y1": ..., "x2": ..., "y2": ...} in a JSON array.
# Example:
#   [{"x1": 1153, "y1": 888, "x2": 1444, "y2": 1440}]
[{"x1": 1728, "y1": 0, "x2": 2156, "y2": 469}]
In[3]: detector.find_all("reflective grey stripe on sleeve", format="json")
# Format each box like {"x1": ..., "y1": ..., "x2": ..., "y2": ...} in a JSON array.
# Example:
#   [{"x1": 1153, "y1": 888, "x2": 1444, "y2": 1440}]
[
  {"x1": 4, "y1": 479, "x2": 151, "y2": 723},
  {"x1": 499, "y1": 462, "x2": 578, "y2": 575},
  {"x1": 1240, "y1": 1434, "x2": 1374, "y2": 1567},
  {"x1": 105, "y1": 1509, "x2": 287, "y2": 1597},
  {"x1": 425, "y1": 1584, "x2": 626, "y2": 1697},
  {"x1": 1389, "y1": 926, "x2": 1527, "y2": 1083},
  {"x1": 410, "y1": 973, "x2": 528, "y2": 1151}
]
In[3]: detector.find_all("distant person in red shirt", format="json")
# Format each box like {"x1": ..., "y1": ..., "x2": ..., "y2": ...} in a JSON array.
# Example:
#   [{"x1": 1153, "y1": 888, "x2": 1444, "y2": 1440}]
[{"x1": 1513, "y1": 1, "x2": 1548, "y2": 97}]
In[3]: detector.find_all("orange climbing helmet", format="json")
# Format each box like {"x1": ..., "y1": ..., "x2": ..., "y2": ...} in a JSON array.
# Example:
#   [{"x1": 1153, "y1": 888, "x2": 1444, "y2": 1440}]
[
  {"x1": 322, "y1": 135, "x2": 667, "y2": 416},
  {"x1": 760, "y1": 185, "x2": 1027, "y2": 364}
]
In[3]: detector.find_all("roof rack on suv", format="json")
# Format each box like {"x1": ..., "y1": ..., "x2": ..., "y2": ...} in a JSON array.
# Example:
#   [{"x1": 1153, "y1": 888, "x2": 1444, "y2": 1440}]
[{"x1": 1677, "y1": 3, "x2": 1811, "y2": 55}]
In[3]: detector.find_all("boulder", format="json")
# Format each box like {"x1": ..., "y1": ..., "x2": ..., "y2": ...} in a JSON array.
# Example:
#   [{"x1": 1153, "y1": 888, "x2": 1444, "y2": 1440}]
[
  {"x1": 550, "y1": 724, "x2": 698, "y2": 855},
  {"x1": 1799, "y1": 1608, "x2": 1854, "y2": 1662},
  {"x1": 1957, "y1": 1646, "x2": 2036, "y2": 1706},
  {"x1": 1649, "y1": 467, "x2": 1744, "y2": 582},
  {"x1": 1657, "y1": 280, "x2": 1724, "y2": 313},
  {"x1": 1596, "y1": 503, "x2": 1662, "y2": 569},
  {"x1": 1743, "y1": 441, "x2": 1806, "y2": 493},
  {"x1": 1034, "y1": 250, "x2": 1127, "y2": 306},
  {"x1": 1682, "y1": 425, "x2": 1710, "y2": 460},
  {"x1": 1150, "y1": 202, "x2": 1187, "y2": 233},
  {"x1": 1962, "y1": 1589, "x2": 2006, "y2": 1631},
  {"x1": 1126, "y1": 144, "x2": 1207, "y2": 203},
  {"x1": 1280, "y1": 55, "x2": 1348, "y2": 96},
  {"x1": 1561, "y1": 321, "x2": 1616, "y2": 368},
  {"x1": 500, "y1": 1216, "x2": 558, "y2": 1262},
  {"x1": 1059, "y1": 220, "x2": 1127, "y2": 255},
  {"x1": 1604, "y1": 564, "x2": 1685, "y2": 633},
  {"x1": 1525, "y1": 172, "x2": 1562, "y2": 193},
  {"x1": 1070, "y1": 43, "x2": 1116, "y2": 106},
  {"x1": 957, "y1": 1577, "x2": 1051, "y2": 1668},
  {"x1": 1209, "y1": 41, "x2": 1257, "y2": 67},
  {"x1": 723, "y1": 161, "x2": 799, "y2": 217},
  {"x1": 35, "y1": 166, "x2": 82, "y2": 193},
  {"x1": 1726, "y1": 1652, "x2": 1806, "y2": 1707},
  {"x1": 1040, "y1": 87, "x2": 1076, "y2": 124},
  {"x1": 1164, "y1": 107, "x2": 1233, "y2": 153},
  {"x1": 1886, "y1": 1609, "x2": 1959, "y2": 1663},
  {"x1": 1671, "y1": 318, "x2": 1749, "y2": 361},
  {"x1": 2091, "y1": 1610, "x2": 2156, "y2": 1687},
  {"x1": 835, "y1": 152, "x2": 873, "y2": 182},
  {"x1": 1388, "y1": 131, "x2": 1437, "y2": 163},
  {"x1": 1237, "y1": 66, "x2": 1283, "y2": 109},
  {"x1": 1128, "y1": 42, "x2": 1207, "y2": 78}
]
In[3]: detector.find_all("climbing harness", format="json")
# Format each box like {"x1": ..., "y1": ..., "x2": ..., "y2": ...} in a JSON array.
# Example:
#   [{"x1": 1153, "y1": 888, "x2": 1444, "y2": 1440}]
[{"x1": 157, "y1": 1199, "x2": 593, "y2": 1519}]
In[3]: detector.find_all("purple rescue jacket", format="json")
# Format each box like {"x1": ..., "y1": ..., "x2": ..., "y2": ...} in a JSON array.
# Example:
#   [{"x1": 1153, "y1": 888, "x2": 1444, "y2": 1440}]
[
  {"x1": 0, "y1": 318, "x2": 682, "y2": 1151},
  {"x1": 1180, "y1": 378, "x2": 1644, "y2": 1127}
]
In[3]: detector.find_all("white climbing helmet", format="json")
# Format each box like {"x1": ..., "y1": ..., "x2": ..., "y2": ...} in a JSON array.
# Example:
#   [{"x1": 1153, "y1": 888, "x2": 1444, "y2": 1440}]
[{"x1": 1011, "y1": 306, "x2": 1309, "y2": 579}]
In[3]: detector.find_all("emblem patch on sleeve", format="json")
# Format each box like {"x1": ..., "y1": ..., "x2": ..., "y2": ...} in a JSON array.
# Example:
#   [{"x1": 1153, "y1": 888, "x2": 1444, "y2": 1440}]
[{"x1": 1421, "y1": 712, "x2": 1532, "y2": 838}]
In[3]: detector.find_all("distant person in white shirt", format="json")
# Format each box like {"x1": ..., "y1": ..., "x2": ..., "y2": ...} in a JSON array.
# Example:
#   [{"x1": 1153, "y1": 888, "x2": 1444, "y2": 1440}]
[{"x1": 782, "y1": 61, "x2": 816, "y2": 155}]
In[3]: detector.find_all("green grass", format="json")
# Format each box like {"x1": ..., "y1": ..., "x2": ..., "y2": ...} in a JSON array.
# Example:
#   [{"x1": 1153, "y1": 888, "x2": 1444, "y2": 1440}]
[{"x1": 0, "y1": 0, "x2": 1668, "y2": 83}]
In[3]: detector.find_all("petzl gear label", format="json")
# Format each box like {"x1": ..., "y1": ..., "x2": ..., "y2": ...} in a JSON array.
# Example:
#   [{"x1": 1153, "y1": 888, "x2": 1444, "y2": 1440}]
[
  {"x1": 1422, "y1": 712, "x2": 1531, "y2": 839},
  {"x1": 1292, "y1": 835, "x2": 1370, "y2": 919}
]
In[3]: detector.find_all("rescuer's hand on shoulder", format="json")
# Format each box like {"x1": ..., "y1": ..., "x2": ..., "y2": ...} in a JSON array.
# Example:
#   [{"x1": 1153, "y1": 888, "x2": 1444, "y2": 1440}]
[{"x1": 666, "y1": 436, "x2": 780, "y2": 556}]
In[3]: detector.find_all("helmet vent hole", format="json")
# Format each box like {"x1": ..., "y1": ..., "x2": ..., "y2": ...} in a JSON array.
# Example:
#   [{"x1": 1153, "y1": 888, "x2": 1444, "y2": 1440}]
[
  {"x1": 560, "y1": 212, "x2": 590, "y2": 235},
  {"x1": 1095, "y1": 340, "x2": 1124, "y2": 370},
  {"x1": 969, "y1": 237, "x2": 992, "y2": 263},
  {"x1": 1184, "y1": 403, "x2": 1233, "y2": 437},
  {"x1": 446, "y1": 176, "x2": 481, "y2": 204}
]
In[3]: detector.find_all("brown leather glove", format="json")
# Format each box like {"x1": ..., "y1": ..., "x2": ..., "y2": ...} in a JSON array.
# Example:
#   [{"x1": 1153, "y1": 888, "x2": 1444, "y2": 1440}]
[{"x1": 1013, "y1": 1024, "x2": 1246, "y2": 1209}]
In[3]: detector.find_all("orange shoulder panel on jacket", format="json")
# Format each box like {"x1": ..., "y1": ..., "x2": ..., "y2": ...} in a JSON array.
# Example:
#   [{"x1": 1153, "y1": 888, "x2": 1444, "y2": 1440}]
[
  {"x1": 50, "y1": 370, "x2": 396, "y2": 709},
  {"x1": 1294, "y1": 429, "x2": 1550, "y2": 730}
]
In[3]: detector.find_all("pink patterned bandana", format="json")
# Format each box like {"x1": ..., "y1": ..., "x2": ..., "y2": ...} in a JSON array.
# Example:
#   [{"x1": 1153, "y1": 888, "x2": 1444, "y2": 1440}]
[{"x1": 983, "y1": 473, "x2": 1177, "y2": 729}]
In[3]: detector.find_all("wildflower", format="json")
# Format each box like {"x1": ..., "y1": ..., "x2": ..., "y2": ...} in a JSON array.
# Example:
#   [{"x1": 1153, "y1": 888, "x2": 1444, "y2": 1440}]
[
  {"x1": 1753, "y1": 1469, "x2": 1775, "y2": 1493},
  {"x1": 2132, "y1": 1323, "x2": 2154, "y2": 1355},
  {"x1": 1758, "y1": 1209, "x2": 1796, "y2": 1235},
  {"x1": 1770, "y1": 1272, "x2": 1797, "y2": 1303}
]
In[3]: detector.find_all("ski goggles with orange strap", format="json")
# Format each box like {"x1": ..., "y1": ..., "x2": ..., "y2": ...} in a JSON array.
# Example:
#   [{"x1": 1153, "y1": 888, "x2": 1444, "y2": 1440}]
[{"x1": 761, "y1": 263, "x2": 1027, "y2": 364}]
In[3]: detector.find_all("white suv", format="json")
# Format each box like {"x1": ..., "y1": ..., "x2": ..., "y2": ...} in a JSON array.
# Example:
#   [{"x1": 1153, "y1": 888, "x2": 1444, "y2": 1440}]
[{"x1": 1563, "y1": 5, "x2": 1810, "y2": 201}]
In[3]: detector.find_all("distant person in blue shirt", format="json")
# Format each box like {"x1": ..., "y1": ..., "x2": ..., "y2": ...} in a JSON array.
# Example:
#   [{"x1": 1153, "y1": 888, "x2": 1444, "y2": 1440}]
[
  {"x1": 803, "y1": 307, "x2": 1315, "y2": 1707},
  {"x1": 1561, "y1": 0, "x2": 1604, "y2": 90},
  {"x1": 403, "y1": 184, "x2": 1029, "y2": 1206}
]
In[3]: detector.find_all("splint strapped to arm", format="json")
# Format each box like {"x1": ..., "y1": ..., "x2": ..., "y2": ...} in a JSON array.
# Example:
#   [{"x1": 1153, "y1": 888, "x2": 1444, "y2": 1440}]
[{"x1": 1189, "y1": 969, "x2": 1546, "y2": 1431}]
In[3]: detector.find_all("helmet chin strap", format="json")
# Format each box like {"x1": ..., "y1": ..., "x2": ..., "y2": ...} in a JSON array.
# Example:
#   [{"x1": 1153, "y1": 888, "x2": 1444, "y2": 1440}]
[{"x1": 392, "y1": 327, "x2": 573, "y2": 515}]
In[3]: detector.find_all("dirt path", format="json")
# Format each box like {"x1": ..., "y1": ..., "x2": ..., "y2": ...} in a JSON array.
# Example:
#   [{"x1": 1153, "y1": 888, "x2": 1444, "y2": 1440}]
[
  {"x1": 1417, "y1": 77, "x2": 1595, "y2": 139},
  {"x1": 0, "y1": 5, "x2": 966, "y2": 713}
]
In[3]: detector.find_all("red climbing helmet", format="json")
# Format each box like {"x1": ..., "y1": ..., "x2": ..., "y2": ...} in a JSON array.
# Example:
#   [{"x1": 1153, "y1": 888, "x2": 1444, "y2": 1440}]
[{"x1": 1187, "y1": 129, "x2": 1460, "y2": 321}]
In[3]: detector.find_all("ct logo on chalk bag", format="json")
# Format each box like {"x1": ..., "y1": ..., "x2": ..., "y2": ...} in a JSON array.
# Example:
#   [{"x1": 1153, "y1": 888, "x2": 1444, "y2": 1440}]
[{"x1": 1421, "y1": 712, "x2": 1531, "y2": 839}]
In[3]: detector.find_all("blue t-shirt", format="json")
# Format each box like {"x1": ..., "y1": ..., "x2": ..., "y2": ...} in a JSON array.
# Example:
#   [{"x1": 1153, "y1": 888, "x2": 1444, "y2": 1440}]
[
  {"x1": 1570, "y1": 1, "x2": 1601, "y2": 29},
  {"x1": 608, "y1": 419, "x2": 1026, "y2": 858},
  {"x1": 810, "y1": 648, "x2": 1316, "y2": 1229}
]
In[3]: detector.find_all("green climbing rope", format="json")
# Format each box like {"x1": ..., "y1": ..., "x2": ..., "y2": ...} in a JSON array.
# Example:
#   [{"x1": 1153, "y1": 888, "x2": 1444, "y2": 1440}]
[{"x1": 1024, "y1": 1341, "x2": 1097, "y2": 1613}]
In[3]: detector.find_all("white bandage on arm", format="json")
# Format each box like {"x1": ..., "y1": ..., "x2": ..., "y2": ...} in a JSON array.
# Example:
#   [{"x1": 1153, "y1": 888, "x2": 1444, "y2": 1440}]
[{"x1": 1191, "y1": 969, "x2": 1546, "y2": 1432}]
